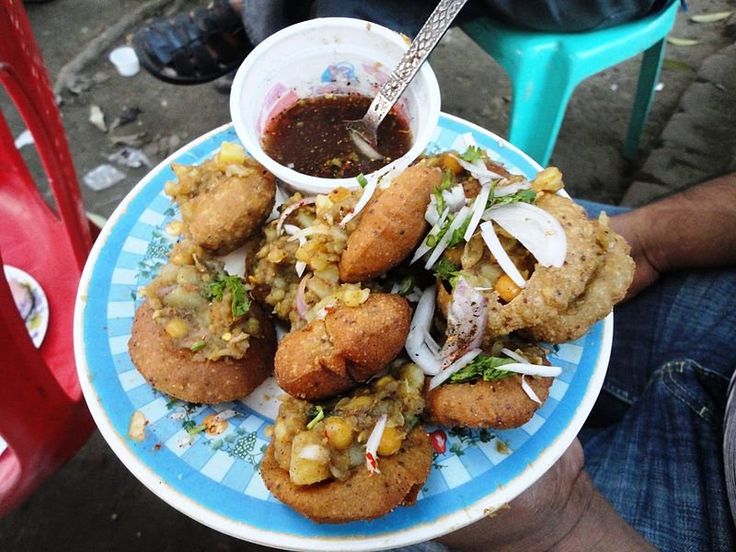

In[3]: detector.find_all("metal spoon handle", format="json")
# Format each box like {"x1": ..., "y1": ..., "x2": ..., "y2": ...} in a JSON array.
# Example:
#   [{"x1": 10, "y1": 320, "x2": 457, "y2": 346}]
[{"x1": 363, "y1": 0, "x2": 469, "y2": 130}]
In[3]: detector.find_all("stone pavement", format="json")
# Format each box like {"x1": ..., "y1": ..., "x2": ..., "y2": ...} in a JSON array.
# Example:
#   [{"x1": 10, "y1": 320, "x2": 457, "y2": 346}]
[{"x1": 1, "y1": 1, "x2": 735, "y2": 551}]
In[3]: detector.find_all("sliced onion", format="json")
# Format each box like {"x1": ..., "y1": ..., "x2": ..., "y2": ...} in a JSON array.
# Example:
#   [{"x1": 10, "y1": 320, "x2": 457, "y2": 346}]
[
  {"x1": 483, "y1": 202, "x2": 567, "y2": 268},
  {"x1": 412, "y1": 206, "x2": 450, "y2": 264},
  {"x1": 442, "y1": 185, "x2": 467, "y2": 213},
  {"x1": 493, "y1": 180, "x2": 532, "y2": 197},
  {"x1": 492, "y1": 362, "x2": 562, "y2": 378},
  {"x1": 276, "y1": 197, "x2": 315, "y2": 235},
  {"x1": 501, "y1": 347, "x2": 529, "y2": 364},
  {"x1": 451, "y1": 154, "x2": 505, "y2": 184},
  {"x1": 283, "y1": 224, "x2": 308, "y2": 276},
  {"x1": 409, "y1": 345, "x2": 442, "y2": 376},
  {"x1": 365, "y1": 414, "x2": 388, "y2": 474},
  {"x1": 439, "y1": 278, "x2": 488, "y2": 367},
  {"x1": 424, "y1": 205, "x2": 473, "y2": 270},
  {"x1": 428, "y1": 348, "x2": 483, "y2": 390},
  {"x1": 405, "y1": 287, "x2": 442, "y2": 375},
  {"x1": 463, "y1": 182, "x2": 491, "y2": 241},
  {"x1": 425, "y1": 195, "x2": 442, "y2": 226},
  {"x1": 479, "y1": 221, "x2": 526, "y2": 288},
  {"x1": 521, "y1": 375, "x2": 542, "y2": 405},
  {"x1": 295, "y1": 275, "x2": 310, "y2": 319},
  {"x1": 424, "y1": 329, "x2": 441, "y2": 356}
]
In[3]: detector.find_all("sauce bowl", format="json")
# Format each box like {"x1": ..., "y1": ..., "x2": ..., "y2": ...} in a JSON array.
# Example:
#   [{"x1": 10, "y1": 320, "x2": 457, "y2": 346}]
[{"x1": 229, "y1": 17, "x2": 441, "y2": 195}]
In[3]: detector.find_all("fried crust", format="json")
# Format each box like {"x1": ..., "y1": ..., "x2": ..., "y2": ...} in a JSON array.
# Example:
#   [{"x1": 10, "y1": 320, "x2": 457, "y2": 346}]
[
  {"x1": 340, "y1": 164, "x2": 442, "y2": 282},
  {"x1": 275, "y1": 293, "x2": 411, "y2": 400},
  {"x1": 129, "y1": 302, "x2": 276, "y2": 403},
  {"x1": 426, "y1": 375, "x2": 552, "y2": 429},
  {"x1": 260, "y1": 426, "x2": 432, "y2": 523},
  {"x1": 185, "y1": 159, "x2": 276, "y2": 254}
]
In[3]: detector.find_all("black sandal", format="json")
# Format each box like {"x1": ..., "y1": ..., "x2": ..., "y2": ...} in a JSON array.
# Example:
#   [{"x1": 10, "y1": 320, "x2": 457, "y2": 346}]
[{"x1": 132, "y1": 0, "x2": 251, "y2": 85}]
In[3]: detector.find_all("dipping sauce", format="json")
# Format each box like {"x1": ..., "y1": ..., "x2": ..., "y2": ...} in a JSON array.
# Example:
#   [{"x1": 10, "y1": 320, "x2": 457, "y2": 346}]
[{"x1": 262, "y1": 94, "x2": 412, "y2": 179}]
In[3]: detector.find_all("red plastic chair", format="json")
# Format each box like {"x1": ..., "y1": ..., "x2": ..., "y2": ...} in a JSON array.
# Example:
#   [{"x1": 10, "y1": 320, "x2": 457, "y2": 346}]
[{"x1": 0, "y1": 0, "x2": 95, "y2": 516}]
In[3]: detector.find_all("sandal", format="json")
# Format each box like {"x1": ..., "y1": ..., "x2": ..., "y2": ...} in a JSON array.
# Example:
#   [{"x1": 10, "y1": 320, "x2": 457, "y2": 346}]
[{"x1": 132, "y1": 0, "x2": 251, "y2": 85}]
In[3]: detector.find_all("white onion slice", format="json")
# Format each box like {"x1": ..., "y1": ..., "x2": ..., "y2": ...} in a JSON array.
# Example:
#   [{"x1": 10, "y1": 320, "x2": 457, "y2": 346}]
[
  {"x1": 365, "y1": 414, "x2": 388, "y2": 474},
  {"x1": 283, "y1": 224, "x2": 308, "y2": 276},
  {"x1": 295, "y1": 275, "x2": 310, "y2": 319},
  {"x1": 463, "y1": 182, "x2": 492, "y2": 241},
  {"x1": 276, "y1": 197, "x2": 315, "y2": 235},
  {"x1": 521, "y1": 375, "x2": 542, "y2": 405},
  {"x1": 406, "y1": 287, "x2": 435, "y2": 352},
  {"x1": 501, "y1": 347, "x2": 529, "y2": 364},
  {"x1": 428, "y1": 348, "x2": 483, "y2": 390},
  {"x1": 439, "y1": 278, "x2": 488, "y2": 367},
  {"x1": 442, "y1": 185, "x2": 467, "y2": 213},
  {"x1": 409, "y1": 345, "x2": 442, "y2": 376},
  {"x1": 492, "y1": 362, "x2": 562, "y2": 378},
  {"x1": 483, "y1": 202, "x2": 567, "y2": 268},
  {"x1": 493, "y1": 180, "x2": 532, "y2": 197},
  {"x1": 479, "y1": 221, "x2": 526, "y2": 288},
  {"x1": 424, "y1": 205, "x2": 473, "y2": 269},
  {"x1": 412, "y1": 206, "x2": 450, "y2": 264},
  {"x1": 424, "y1": 329, "x2": 441, "y2": 356},
  {"x1": 451, "y1": 154, "x2": 505, "y2": 183}
]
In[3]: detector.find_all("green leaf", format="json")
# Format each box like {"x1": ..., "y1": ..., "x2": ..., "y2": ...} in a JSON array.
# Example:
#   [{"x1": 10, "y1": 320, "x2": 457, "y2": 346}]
[
  {"x1": 207, "y1": 274, "x2": 252, "y2": 317},
  {"x1": 190, "y1": 340, "x2": 206, "y2": 352},
  {"x1": 667, "y1": 36, "x2": 700, "y2": 46},
  {"x1": 306, "y1": 406, "x2": 325, "y2": 430},
  {"x1": 449, "y1": 355, "x2": 515, "y2": 384},
  {"x1": 689, "y1": 11, "x2": 732, "y2": 23},
  {"x1": 448, "y1": 216, "x2": 471, "y2": 247},
  {"x1": 397, "y1": 275, "x2": 415, "y2": 297},
  {"x1": 433, "y1": 258, "x2": 460, "y2": 284},
  {"x1": 488, "y1": 188, "x2": 537, "y2": 208},
  {"x1": 662, "y1": 58, "x2": 694, "y2": 73},
  {"x1": 459, "y1": 145, "x2": 483, "y2": 163}
]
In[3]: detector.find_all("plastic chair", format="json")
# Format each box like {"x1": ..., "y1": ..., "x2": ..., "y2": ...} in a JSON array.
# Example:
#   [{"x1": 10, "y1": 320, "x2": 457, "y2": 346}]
[
  {"x1": 461, "y1": 0, "x2": 680, "y2": 165},
  {"x1": 0, "y1": 0, "x2": 95, "y2": 516}
]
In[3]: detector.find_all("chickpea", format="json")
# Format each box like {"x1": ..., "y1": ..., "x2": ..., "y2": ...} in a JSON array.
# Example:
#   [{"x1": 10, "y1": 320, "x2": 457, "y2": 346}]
[
  {"x1": 494, "y1": 274, "x2": 523, "y2": 303},
  {"x1": 372, "y1": 375, "x2": 396, "y2": 392},
  {"x1": 399, "y1": 363, "x2": 425, "y2": 390},
  {"x1": 164, "y1": 318, "x2": 189, "y2": 338},
  {"x1": 323, "y1": 416, "x2": 355, "y2": 450},
  {"x1": 377, "y1": 426, "x2": 405, "y2": 456},
  {"x1": 347, "y1": 395, "x2": 374, "y2": 412}
]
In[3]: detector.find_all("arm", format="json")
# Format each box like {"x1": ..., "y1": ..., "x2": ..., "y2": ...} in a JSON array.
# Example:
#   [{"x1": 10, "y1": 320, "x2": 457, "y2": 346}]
[
  {"x1": 610, "y1": 173, "x2": 736, "y2": 298},
  {"x1": 438, "y1": 440, "x2": 654, "y2": 552}
]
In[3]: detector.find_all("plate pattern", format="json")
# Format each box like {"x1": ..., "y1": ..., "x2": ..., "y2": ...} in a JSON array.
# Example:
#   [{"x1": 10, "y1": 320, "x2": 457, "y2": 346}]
[{"x1": 78, "y1": 116, "x2": 608, "y2": 549}]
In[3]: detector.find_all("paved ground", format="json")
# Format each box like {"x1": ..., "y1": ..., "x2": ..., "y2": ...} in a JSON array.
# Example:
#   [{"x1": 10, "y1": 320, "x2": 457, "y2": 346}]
[{"x1": 1, "y1": 0, "x2": 735, "y2": 550}]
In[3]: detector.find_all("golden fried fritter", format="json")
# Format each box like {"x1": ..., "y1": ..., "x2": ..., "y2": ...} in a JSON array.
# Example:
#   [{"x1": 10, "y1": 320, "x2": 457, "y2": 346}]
[
  {"x1": 260, "y1": 426, "x2": 432, "y2": 523},
  {"x1": 426, "y1": 375, "x2": 552, "y2": 429},
  {"x1": 129, "y1": 302, "x2": 276, "y2": 403}
]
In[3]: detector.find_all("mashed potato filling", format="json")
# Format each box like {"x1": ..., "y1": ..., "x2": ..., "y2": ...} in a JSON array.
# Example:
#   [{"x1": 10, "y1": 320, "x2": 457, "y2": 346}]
[
  {"x1": 143, "y1": 241, "x2": 261, "y2": 361},
  {"x1": 271, "y1": 362, "x2": 425, "y2": 485},
  {"x1": 250, "y1": 188, "x2": 370, "y2": 328}
]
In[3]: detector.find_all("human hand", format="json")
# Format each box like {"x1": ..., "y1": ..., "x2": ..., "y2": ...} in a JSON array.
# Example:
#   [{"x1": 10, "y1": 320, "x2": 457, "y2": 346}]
[
  {"x1": 437, "y1": 439, "x2": 587, "y2": 552},
  {"x1": 609, "y1": 211, "x2": 662, "y2": 300}
]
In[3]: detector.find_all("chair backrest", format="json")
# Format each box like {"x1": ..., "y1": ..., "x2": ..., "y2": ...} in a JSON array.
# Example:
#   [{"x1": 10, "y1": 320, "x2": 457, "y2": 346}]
[{"x1": 0, "y1": 0, "x2": 94, "y2": 516}]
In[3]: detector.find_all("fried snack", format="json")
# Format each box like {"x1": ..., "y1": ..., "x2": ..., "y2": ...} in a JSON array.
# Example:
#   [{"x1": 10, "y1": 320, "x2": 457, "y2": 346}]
[
  {"x1": 261, "y1": 364, "x2": 432, "y2": 523},
  {"x1": 165, "y1": 142, "x2": 276, "y2": 254},
  {"x1": 525, "y1": 213, "x2": 635, "y2": 342},
  {"x1": 425, "y1": 342, "x2": 553, "y2": 428},
  {"x1": 426, "y1": 375, "x2": 552, "y2": 428},
  {"x1": 340, "y1": 163, "x2": 443, "y2": 282},
  {"x1": 275, "y1": 293, "x2": 411, "y2": 400},
  {"x1": 130, "y1": 302, "x2": 275, "y2": 403},
  {"x1": 129, "y1": 242, "x2": 276, "y2": 403}
]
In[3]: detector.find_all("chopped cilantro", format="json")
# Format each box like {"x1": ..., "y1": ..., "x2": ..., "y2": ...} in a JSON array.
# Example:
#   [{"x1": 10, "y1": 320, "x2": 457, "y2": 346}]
[
  {"x1": 190, "y1": 340, "x2": 206, "y2": 352},
  {"x1": 183, "y1": 420, "x2": 206, "y2": 435},
  {"x1": 306, "y1": 406, "x2": 325, "y2": 430},
  {"x1": 487, "y1": 188, "x2": 537, "y2": 208},
  {"x1": 207, "y1": 274, "x2": 252, "y2": 317},
  {"x1": 432, "y1": 170, "x2": 454, "y2": 214},
  {"x1": 448, "y1": 355, "x2": 515, "y2": 383},
  {"x1": 448, "y1": 216, "x2": 471, "y2": 248},
  {"x1": 434, "y1": 259, "x2": 460, "y2": 285},
  {"x1": 357, "y1": 173, "x2": 368, "y2": 189},
  {"x1": 397, "y1": 275, "x2": 415, "y2": 297},
  {"x1": 459, "y1": 145, "x2": 483, "y2": 163}
]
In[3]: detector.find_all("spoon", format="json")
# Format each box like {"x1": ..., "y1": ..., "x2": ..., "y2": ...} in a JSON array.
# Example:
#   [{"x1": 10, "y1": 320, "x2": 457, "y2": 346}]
[{"x1": 346, "y1": 0, "x2": 470, "y2": 160}]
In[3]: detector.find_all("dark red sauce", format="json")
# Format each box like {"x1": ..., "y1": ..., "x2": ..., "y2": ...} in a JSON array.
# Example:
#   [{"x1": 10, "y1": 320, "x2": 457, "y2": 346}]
[{"x1": 262, "y1": 94, "x2": 412, "y2": 179}]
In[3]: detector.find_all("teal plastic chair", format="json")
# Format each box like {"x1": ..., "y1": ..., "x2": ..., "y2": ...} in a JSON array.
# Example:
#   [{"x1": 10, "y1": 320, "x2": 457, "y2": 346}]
[{"x1": 462, "y1": 1, "x2": 680, "y2": 165}]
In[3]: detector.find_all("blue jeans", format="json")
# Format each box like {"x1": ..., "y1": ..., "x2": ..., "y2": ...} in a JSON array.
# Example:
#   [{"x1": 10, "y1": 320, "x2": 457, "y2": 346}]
[{"x1": 578, "y1": 200, "x2": 736, "y2": 551}]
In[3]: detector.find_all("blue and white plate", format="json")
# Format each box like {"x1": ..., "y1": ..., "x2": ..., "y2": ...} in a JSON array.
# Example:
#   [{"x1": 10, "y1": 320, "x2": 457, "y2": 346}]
[{"x1": 74, "y1": 114, "x2": 610, "y2": 551}]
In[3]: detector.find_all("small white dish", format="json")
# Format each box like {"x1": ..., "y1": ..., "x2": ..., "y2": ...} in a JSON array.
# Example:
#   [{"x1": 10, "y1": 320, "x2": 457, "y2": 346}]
[{"x1": 4, "y1": 265, "x2": 50, "y2": 348}]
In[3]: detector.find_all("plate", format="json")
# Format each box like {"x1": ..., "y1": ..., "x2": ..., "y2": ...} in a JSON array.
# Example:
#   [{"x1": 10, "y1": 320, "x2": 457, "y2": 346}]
[
  {"x1": 5, "y1": 264, "x2": 50, "y2": 348},
  {"x1": 74, "y1": 114, "x2": 610, "y2": 551}
]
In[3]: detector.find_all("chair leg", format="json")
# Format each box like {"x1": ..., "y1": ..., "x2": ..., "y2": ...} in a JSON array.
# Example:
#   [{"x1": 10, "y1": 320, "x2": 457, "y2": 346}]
[
  {"x1": 624, "y1": 37, "x2": 667, "y2": 160},
  {"x1": 507, "y1": 64, "x2": 576, "y2": 167}
]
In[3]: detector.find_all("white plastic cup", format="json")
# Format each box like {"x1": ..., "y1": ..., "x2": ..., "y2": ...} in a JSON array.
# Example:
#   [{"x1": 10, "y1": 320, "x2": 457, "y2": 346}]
[
  {"x1": 230, "y1": 18, "x2": 441, "y2": 195},
  {"x1": 109, "y1": 46, "x2": 140, "y2": 77}
]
